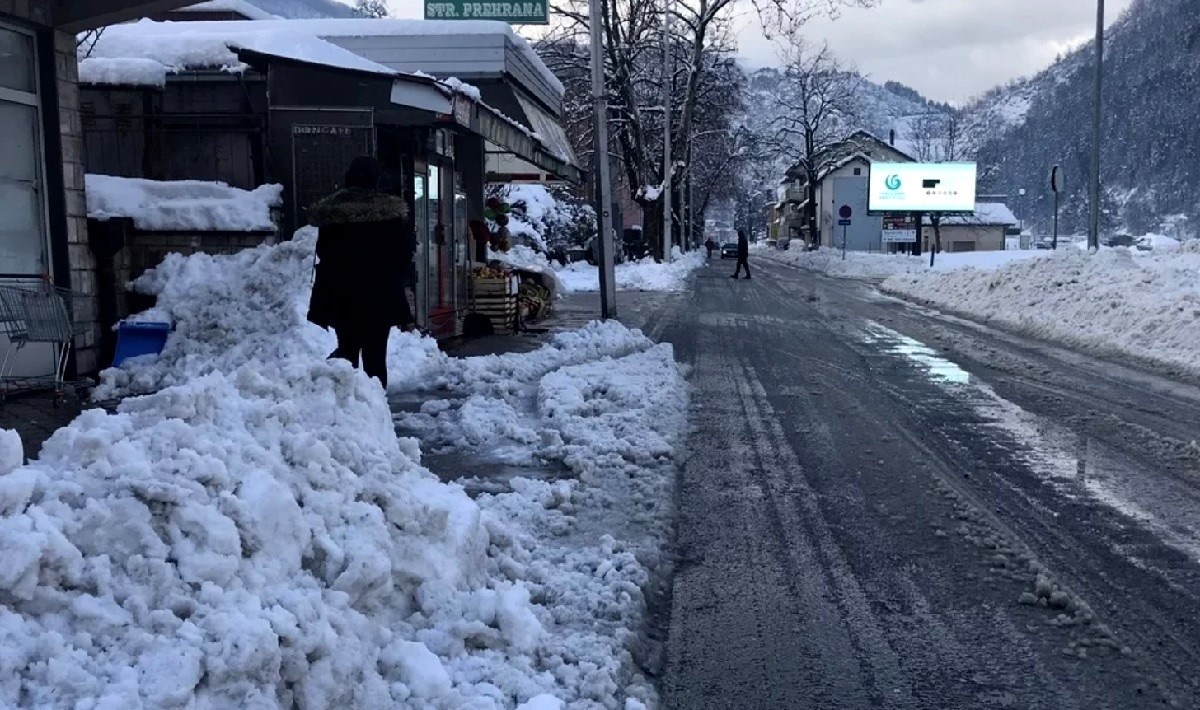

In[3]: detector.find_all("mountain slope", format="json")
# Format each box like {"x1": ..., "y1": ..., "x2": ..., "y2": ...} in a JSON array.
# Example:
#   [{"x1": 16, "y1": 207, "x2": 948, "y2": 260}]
[
  {"x1": 745, "y1": 67, "x2": 946, "y2": 174},
  {"x1": 967, "y1": 0, "x2": 1200, "y2": 236}
]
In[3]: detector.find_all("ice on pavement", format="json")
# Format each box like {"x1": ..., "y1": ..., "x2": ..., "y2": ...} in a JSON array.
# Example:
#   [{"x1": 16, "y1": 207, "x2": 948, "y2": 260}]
[
  {"x1": 3, "y1": 230, "x2": 683, "y2": 707},
  {"x1": 558, "y1": 249, "x2": 705, "y2": 293}
]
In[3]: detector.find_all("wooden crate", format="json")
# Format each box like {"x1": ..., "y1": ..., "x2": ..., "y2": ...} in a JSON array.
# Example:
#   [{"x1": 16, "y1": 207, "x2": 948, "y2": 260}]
[{"x1": 472, "y1": 294, "x2": 517, "y2": 335}]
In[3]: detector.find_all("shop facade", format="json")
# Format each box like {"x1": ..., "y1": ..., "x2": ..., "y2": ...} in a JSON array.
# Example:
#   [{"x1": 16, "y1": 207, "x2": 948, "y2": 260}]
[
  {"x1": 81, "y1": 20, "x2": 579, "y2": 345},
  {"x1": 0, "y1": 1, "x2": 193, "y2": 377}
]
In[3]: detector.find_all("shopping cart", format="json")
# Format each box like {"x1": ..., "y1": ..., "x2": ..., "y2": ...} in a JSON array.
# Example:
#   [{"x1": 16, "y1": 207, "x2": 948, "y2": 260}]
[{"x1": 0, "y1": 282, "x2": 90, "y2": 403}]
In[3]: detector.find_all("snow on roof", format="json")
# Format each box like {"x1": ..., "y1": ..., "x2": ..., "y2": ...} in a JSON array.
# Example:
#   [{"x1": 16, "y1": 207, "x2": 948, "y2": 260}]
[
  {"x1": 78, "y1": 57, "x2": 167, "y2": 87},
  {"x1": 178, "y1": 0, "x2": 279, "y2": 20},
  {"x1": 87, "y1": 20, "x2": 398, "y2": 77},
  {"x1": 86, "y1": 175, "x2": 283, "y2": 232},
  {"x1": 141, "y1": 18, "x2": 564, "y2": 95},
  {"x1": 933, "y1": 202, "x2": 1018, "y2": 226}
]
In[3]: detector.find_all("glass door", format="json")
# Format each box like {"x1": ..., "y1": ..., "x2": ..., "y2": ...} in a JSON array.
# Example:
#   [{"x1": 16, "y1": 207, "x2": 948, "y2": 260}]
[{"x1": 412, "y1": 172, "x2": 428, "y2": 327}]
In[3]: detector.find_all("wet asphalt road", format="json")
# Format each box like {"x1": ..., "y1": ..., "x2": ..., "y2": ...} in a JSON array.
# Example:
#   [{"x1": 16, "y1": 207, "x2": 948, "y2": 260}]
[{"x1": 646, "y1": 256, "x2": 1200, "y2": 710}]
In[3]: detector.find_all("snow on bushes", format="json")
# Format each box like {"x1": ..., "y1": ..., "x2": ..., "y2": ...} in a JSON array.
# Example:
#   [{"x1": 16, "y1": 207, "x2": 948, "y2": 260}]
[{"x1": 3, "y1": 229, "x2": 680, "y2": 707}]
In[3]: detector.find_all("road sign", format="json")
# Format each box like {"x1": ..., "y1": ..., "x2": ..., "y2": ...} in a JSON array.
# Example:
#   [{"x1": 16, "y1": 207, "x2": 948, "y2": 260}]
[
  {"x1": 425, "y1": 0, "x2": 548, "y2": 24},
  {"x1": 882, "y1": 213, "x2": 917, "y2": 243},
  {"x1": 838, "y1": 219, "x2": 852, "y2": 226},
  {"x1": 882, "y1": 230, "x2": 917, "y2": 243},
  {"x1": 838, "y1": 204, "x2": 853, "y2": 219},
  {"x1": 1051, "y1": 165, "x2": 1064, "y2": 193}
]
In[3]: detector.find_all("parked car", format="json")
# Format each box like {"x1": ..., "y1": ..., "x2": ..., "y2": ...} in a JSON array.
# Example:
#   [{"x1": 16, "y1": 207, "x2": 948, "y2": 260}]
[{"x1": 720, "y1": 243, "x2": 738, "y2": 259}]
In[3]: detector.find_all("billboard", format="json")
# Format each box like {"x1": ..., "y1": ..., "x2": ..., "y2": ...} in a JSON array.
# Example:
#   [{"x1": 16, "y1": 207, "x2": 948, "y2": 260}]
[{"x1": 868, "y1": 162, "x2": 977, "y2": 213}]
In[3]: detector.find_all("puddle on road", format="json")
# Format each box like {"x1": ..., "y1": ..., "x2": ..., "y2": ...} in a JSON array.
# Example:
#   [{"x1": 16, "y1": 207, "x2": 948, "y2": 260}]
[
  {"x1": 859, "y1": 322, "x2": 1200, "y2": 564},
  {"x1": 864, "y1": 323, "x2": 971, "y2": 384}
]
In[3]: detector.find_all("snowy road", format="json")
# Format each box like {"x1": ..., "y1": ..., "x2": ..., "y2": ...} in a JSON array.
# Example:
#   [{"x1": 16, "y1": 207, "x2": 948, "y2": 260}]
[{"x1": 651, "y1": 258, "x2": 1200, "y2": 709}]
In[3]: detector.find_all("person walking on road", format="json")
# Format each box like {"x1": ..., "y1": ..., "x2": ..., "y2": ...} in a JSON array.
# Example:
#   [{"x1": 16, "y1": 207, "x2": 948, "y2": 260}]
[
  {"x1": 705, "y1": 237, "x2": 715, "y2": 260},
  {"x1": 307, "y1": 155, "x2": 414, "y2": 388},
  {"x1": 731, "y1": 229, "x2": 751, "y2": 279}
]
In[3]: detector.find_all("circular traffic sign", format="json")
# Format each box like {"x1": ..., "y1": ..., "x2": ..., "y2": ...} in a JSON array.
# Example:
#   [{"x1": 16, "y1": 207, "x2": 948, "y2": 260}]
[{"x1": 838, "y1": 205, "x2": 853, "y2": 219}]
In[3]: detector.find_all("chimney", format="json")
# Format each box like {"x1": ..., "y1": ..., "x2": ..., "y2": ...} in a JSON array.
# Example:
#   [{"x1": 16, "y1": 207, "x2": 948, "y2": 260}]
[{"x1": 889, "y1": 129, "x2": 896, "y2": 146}]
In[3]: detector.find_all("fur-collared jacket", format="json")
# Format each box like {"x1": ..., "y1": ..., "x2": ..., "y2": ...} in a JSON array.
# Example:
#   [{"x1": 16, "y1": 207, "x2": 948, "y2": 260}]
[{"x1": 307, "y1": 187, "x2": 416, "y2": 331}]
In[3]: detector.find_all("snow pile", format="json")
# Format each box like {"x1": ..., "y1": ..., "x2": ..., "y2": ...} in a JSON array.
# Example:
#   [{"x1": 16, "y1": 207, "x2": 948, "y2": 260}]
[
  {"x1": 86, "y1": 175, "x2": 282, "y2": 233},
  {"x1": 488, "y1": 245, "x2": 565, "y2": 299},
  {"x1": 558, "y1": 249, "x2": 705, "y2": 293},
  {"x1": 444, "y1": 77, "x2": 482, "y2": 101},
  {"x1": 77, "y1": 57, "x2": 167, "y2": 87},
  {"x1": 44, "y1": 229, "x2": 682, "y2": 707},
  {"x1": 882, "y1": 244, "x2": 1200, "y2": 376},
  {"x1": 757, "y1": 245, "x2": 1049, "y2": 280},
  {"x1": 396, "y1": 321, "x2": 686, "y2": 708}
]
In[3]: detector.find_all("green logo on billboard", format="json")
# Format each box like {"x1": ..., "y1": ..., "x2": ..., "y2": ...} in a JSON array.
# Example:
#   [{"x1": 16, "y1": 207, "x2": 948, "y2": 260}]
[{"x1": 885, "y1": 174, "x2": 902, "y2": 191}]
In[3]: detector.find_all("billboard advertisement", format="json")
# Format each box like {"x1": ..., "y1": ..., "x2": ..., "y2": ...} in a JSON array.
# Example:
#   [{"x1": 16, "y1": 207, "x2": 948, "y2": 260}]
[{"x1": 868, "y1": 162, "x2": 977, "y2": 213}]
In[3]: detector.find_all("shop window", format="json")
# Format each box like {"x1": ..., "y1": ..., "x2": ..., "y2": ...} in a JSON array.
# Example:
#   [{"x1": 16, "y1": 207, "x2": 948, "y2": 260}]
[
  {"x1": 0, "y1": 27, "x2": 35, "y2": 94},
  {"x1": 0, "y1": 23, "x2": 47, "y2": 276}
]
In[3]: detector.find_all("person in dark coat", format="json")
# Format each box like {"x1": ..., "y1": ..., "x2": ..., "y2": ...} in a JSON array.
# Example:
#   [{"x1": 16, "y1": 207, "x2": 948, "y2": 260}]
[
  {"x1": 307, "y1": 156, "x2": 414, "y2": 387},
  {"x1": 731, "y1": 229, "x2": 751, "y2": 279},
  {"x1": 705, "y1": 237, "x2": 715, "y2": 259}
]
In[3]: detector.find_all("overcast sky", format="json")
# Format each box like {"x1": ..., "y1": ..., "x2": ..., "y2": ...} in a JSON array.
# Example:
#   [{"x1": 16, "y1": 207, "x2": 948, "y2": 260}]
[
  {"x1": 735, "y1": 0, "x2": 1134, "y2": 104},
  {"x1": 379, "y1": 0, "x2": 1133, "y2": 105}
]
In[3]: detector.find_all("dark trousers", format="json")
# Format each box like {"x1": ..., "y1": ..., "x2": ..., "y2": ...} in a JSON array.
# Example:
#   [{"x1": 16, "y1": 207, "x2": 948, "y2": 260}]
[
  {"x1": 733, "y1": 257, "x2": 751, "y2": 278},
  {"x1": 331, "y1": 322, "x2": 390, "y2": 387}
]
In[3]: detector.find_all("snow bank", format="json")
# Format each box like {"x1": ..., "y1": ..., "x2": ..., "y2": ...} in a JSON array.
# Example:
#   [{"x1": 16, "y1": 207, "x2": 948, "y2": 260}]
[
  {"x1": 882, "y1": 243, "x2": 1200, "y2": 377},
  {"x1": 32, "y1": 228, "x2": 681, "y2": 708},
  {"x1": 558, "y1": 249, "x2": 705, "y2": 293},
  {"x1": 86, "y1": 175, "x2": 282, "y2": 233},
  {"x1": 757, "y1": 245, "x2": 1049, "y2": 280},
  {"x1": 396, "y1": 320, "x2": 685, "y2": 709}
]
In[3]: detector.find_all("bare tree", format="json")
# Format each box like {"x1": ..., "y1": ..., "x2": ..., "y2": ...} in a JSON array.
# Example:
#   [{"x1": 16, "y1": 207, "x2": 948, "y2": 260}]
[
  {"x1": 545, "y1": 0, "x2": 875, "y2": 259},
  {"x1": 354, "y1": 0, "x2": 389, "y2": 18},
  {"x1": 768, "y1": 35, "x2": 863, "y2": 247},
  {"x1": 907, "y1": 111, "x2": 963, "y2": 162},
  {"x1": 77, "y1": 28, "x2": 105, "y2": 59}
]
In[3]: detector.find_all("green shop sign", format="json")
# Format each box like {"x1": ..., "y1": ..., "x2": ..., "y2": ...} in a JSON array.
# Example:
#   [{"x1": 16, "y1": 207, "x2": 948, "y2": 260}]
[{"x1": 424, "y1": 0, "x2": 548, "y2": 24}]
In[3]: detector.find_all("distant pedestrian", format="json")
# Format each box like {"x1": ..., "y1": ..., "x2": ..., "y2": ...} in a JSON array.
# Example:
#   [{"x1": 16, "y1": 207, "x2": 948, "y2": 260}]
[
  {"x1": 705, "y1": 237, "x2": 715, "y2": 259},
  {"x1": 307, "y1": 155, "x2": 414, "y2": 388},
  {"x1": 731, "y1": 229, "x2": 751, "y2": 280}
]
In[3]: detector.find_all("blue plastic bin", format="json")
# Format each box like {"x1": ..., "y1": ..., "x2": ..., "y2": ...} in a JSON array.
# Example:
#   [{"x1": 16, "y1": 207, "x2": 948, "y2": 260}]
[{"x1": 112, "y1": 321, "x2": 172, "y2": 367}]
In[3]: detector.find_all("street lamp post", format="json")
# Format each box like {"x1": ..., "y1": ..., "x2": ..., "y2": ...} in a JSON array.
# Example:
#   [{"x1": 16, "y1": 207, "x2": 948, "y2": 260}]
[
  {"x1": 588, "y1": 0, "x2": 616, "y2": 317},
  {"x1": 661, "y1": 0, "x2": 673, "y2": 263},
  {"x1": 1088, "y1": 0, "x2": 1105, "y2": 251}
]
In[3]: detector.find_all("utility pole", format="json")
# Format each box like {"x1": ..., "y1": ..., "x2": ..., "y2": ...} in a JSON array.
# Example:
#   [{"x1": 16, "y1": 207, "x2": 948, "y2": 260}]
[
  {"x1": 589, "y1": 0, "x2": 617, "y2": 317},
  {"x1": 660, "y1": 0, "x2": 673, "y2": 263},
  {"x1": 1088, "y1": 0, "x2": 1105, "y2": 251}
]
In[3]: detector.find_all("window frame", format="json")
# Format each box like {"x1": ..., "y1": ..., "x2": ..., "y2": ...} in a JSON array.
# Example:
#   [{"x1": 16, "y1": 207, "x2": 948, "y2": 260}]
[{"x1": 0, "y1": 20, "x2": 51, "y2": 279}]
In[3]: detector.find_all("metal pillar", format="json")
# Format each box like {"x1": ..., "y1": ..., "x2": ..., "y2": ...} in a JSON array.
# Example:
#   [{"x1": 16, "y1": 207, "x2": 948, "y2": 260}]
[
  {"x1": 661, "y1": 0, "x2": 673, "y2": 263},
  {"x1": 1088, "y1": 0, "x2": 1105, "y2": 251},
  {"x1": 589, "y1": 0, "x2": 617, "y2": 317}
]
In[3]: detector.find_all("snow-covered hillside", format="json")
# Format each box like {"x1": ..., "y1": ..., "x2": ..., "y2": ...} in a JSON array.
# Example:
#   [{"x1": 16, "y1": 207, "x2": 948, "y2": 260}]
[{"x1": 964, "y1": 0, "x2": 1200, "y2": 237}]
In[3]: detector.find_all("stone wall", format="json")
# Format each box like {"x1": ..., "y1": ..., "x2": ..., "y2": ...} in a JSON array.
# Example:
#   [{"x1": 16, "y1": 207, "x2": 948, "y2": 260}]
[{"x1": 55, "y1": 30, "x2": 98, "y2": 375}]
